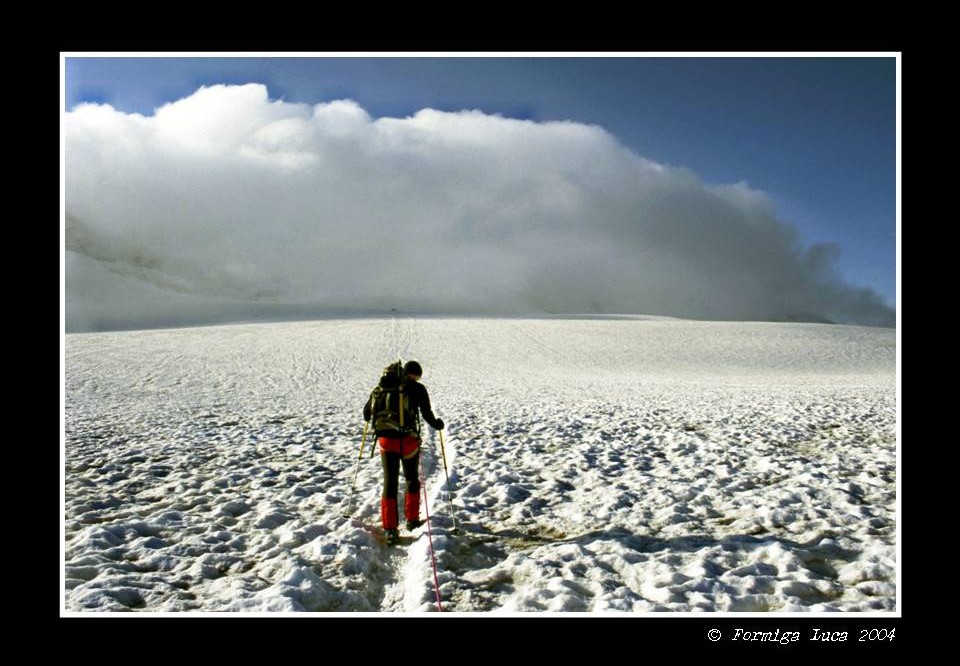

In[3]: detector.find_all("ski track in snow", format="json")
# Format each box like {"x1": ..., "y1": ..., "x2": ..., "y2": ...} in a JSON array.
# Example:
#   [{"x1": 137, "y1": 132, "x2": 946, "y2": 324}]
[{"x1": 64, "y1": 317, "x2": 896, "y2": 612}]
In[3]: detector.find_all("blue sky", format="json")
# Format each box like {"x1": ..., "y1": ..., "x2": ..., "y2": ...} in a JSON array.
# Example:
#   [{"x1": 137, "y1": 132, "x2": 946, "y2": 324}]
[{"x1": 64, "y1": 56, "x2": 897, "y2": 308}]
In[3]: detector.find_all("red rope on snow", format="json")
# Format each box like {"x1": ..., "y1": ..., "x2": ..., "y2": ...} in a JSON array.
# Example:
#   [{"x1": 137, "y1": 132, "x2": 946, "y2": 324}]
[{"x1": 422, "y1": 483, "x2": 444, "y2": 612}]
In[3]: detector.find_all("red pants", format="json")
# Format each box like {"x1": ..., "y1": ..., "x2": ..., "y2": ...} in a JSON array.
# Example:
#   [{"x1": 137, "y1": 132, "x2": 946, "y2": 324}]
[
  {"x1": 379, "y1": 436, "x2": 421, "y2": 529},
  {"x1": 378, "y1": 435, "x2": 420, "y2": 457}
]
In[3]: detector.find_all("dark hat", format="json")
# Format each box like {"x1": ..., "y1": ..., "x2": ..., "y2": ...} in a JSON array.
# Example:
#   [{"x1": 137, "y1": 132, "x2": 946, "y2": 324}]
[{"x1": 403, "y1": 360, "x2": 423, "y2": 376}]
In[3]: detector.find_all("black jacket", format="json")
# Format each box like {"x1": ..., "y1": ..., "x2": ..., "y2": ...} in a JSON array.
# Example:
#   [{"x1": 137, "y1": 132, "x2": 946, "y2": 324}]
[{"x1": 364, "y1": 379, "x2": 442, "y2": 437}]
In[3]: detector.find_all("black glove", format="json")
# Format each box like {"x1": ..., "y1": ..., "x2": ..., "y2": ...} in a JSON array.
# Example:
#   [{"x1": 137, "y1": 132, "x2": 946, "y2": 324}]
[{"x1": 435, "y1": 419, "x2": 445, "y2": 431}]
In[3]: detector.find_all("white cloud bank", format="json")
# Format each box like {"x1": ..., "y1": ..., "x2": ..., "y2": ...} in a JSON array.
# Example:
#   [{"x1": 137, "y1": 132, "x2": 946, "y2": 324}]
[{"x1": 65, "y1": 84, "x2": 894, "y2": 331}]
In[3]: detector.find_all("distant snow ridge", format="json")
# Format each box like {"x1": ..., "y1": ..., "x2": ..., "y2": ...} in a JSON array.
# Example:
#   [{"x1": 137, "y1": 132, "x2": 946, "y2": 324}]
[{"x1": 64, "y1": 317, "x2": 896, "y2": 612}]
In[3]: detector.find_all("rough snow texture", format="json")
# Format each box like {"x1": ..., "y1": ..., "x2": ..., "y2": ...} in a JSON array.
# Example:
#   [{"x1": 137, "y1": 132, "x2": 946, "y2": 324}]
[{"x1": 64, "y1": 317, "x2": 896, "y2": 612}]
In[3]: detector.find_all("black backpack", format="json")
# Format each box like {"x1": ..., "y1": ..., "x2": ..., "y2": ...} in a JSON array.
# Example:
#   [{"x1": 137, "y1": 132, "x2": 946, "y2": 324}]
[{"x1": 370, "y1": 361, "x2": 419, "y2": 434}]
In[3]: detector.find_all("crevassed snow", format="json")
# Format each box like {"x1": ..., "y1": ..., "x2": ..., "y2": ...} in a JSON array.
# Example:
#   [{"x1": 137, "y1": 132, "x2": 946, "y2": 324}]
[{"x1": 63, "y1": 317, "x2": 896, "y2": 612}]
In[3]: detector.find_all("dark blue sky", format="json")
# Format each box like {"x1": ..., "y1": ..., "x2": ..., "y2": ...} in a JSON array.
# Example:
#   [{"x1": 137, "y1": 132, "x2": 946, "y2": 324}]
[{"x1": 64, "y1": 56, "x2": 897, "y2": 306}]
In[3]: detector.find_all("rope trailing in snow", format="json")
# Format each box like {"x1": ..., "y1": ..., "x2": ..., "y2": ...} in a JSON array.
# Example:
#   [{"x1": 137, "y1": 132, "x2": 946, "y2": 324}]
[{"x1": 421, "y1": 463, "x2": 444, "y2": 612}]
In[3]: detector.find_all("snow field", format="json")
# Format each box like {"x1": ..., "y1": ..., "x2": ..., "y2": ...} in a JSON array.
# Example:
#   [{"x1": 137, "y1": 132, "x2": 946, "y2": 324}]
[{"x1": 64, "y1": 317, "x2": 895, "y2": 612}]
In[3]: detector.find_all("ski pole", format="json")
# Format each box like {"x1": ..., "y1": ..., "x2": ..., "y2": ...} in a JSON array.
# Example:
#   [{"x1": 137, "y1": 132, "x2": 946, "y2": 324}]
[
  {"x1": 345, "y1": 421, "x2": 368, "y2": 515},
  {"x1": 438, "y1": 430, "x2": 458, "y2": 532}
]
